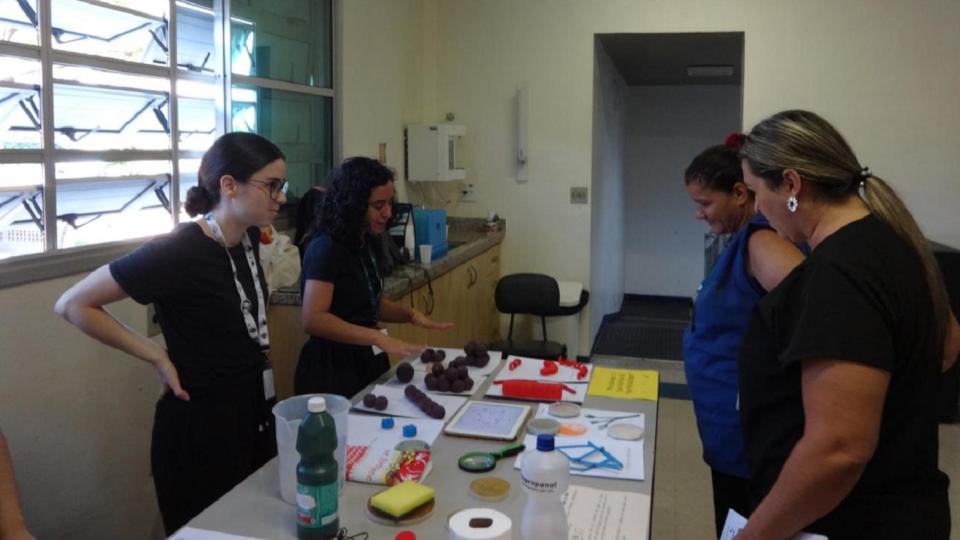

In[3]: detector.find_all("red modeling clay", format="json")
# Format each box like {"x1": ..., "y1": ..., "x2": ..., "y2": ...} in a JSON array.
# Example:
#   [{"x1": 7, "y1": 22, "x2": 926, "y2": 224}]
[
  {"x1": 493, "y1": 379, "x2": 575, "y2": 400},
  {"x1": 540, "y1": 360, "x2": 559, "y2": 376}
]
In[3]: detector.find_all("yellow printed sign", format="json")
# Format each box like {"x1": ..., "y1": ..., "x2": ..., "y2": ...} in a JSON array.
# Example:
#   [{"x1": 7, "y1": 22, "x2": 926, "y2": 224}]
[{"x1": 587, "y1": 367, "x2": 659, "y2": 401}]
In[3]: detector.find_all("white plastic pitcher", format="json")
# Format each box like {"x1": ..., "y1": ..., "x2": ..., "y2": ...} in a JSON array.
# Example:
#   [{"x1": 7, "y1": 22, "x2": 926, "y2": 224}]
[{"x1": 272, "y1": 393, "x2": 350, "y2": 504}]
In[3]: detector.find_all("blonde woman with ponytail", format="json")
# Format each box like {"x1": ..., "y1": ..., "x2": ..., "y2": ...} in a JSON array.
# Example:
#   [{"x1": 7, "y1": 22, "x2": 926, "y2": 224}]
[{"x1": 733, "y1": 110, "x2": 959, "y2": 540}]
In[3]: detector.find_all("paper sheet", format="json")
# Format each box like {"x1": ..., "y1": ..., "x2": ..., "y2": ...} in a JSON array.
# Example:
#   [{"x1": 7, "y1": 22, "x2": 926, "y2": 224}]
[
  {"x1": 497, "y1": 355, "x2": 594, "y2": 383},
  {"x1": 720, "y1": 510, "x2": 828, "y2": 540},
  {"x1": 563, "y1": 485, "x2": 650, "y2": 540},
  {"x1": 346, "y1": 413, "x2": 444, "y2": 447},
  {"x1": 587, "y1": 368, "x2": 659, "y2": 400},
  {"x1": 351, "y1": 384, "x2": 467, "y2": 421},
  {"x1": 515, "y1": 405, "x2": 645, "y2": 481},
  {"x1": 409, "y1": 347, "x2": 503, "y2": 377},
  {"x1": 170, "y1": 527, "x2": 265, "y2": 540}
]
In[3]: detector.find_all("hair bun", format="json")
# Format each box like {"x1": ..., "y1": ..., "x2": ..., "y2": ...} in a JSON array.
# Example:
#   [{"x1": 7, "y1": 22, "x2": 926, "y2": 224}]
[
  {"x1": 184, "y1": 185, "x2": 213, "y2": 217},
  {"x1": 724, "y1": 132, "x2": 746, "y2": 149}
]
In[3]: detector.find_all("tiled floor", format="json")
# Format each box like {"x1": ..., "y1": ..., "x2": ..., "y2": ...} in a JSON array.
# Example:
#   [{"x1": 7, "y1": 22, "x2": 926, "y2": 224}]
[{"x1": 638, "y1": 358, "x2": 960, "y2": 539}]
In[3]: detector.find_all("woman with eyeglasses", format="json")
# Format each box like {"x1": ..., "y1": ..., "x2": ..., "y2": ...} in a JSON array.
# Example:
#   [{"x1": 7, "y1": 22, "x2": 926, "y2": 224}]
[
  {"x1": 55, "y1": 132, "x2": 286, "y2": 534},
  {"x1": 295, "y1": 157, "x2": 452, "y2": 398}
]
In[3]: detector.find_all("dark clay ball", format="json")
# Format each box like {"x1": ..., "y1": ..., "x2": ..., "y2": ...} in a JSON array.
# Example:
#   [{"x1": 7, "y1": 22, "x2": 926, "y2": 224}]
[
  {"x1": 363, "y1": 394, "x2": 377, "y2": 408},
  {"x1": 420, "y1": 349, "x2": 436, "y2": 363},
  {"x1": 436, "y1": 349, "x2": 446, "y2": 360},
  {"x1": 451, "y1": 379, "x2": 466, "y2": 393},
  {"x1": 431, "y1": 364, "x2": 446, "y2": 377},
  {"x1": 464, "y1": 377, "x2": 474, "y2": 391},
  {"x1": 424, "y1": 374, "x2": 437, "y2": 390},
  {"x1": 430, "y1": 405, "x2": 445, "y2": 419},
  {"x1": 436, "y1": 377, "x2": 451, "y2": 392},
  {"x1": 374, "y1": 395, "x2": 389, "y2": 411},
  {"x1": 396, "y1": 362, "x2": 414, "y2": 383}
]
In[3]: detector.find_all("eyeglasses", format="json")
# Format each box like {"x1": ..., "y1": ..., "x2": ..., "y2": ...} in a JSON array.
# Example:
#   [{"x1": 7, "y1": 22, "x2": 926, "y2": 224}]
[
  {"x1": 368, "y1": 199, "x2": 393, "y2": 212},
  {"x1": 248, "y1": 178, "x2": 287, "y2": 200}
]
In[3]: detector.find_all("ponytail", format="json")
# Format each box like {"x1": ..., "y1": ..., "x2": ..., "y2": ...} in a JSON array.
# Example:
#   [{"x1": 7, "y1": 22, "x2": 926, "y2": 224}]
[{"x1": 861, "y1": 175, "x2": 951, "y2": 354}]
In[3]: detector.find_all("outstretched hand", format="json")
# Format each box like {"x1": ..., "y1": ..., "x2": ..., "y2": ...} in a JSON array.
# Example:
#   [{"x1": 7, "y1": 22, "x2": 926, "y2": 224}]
[
  {"x1": 410, "y1": 310, "x2": 454, "y2": 330},
  {"x1": 375, "y1": 334, "x2": 427, "y2": 357}
]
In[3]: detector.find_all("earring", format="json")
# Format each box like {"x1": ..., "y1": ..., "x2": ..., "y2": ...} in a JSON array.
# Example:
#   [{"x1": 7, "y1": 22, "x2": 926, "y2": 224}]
[{"x1": 787, "y1": 196, "x2": 798, "y2": 213}]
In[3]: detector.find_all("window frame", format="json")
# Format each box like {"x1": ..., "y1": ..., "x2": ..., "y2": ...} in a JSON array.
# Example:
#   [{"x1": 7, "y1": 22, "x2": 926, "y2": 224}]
[{"x1": 0, "y1": 0, "x2": 339, "y2": 289}]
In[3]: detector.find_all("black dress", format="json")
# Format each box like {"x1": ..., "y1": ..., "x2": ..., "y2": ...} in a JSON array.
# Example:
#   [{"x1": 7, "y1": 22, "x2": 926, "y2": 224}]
[
  {"x1": 739, "y1": 215, "x2": 950, "y2": 539},
  {"x1": 110, "y1": 223, "x2": 276, "y2": 534},
  {"x1": 295, "y1": 232, "x2": 390, "y2": 398}
]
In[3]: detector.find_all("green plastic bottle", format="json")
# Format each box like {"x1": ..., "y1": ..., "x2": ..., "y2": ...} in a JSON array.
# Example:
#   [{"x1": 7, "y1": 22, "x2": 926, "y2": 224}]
[{"x1": 296, "y1": 396, "x2": 339, "y2": 540}]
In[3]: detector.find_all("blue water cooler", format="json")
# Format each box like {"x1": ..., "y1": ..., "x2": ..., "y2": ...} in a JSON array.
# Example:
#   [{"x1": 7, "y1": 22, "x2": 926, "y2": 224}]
[{"x1": 413, "y1": 208, "x2": 448, "y2": 261}]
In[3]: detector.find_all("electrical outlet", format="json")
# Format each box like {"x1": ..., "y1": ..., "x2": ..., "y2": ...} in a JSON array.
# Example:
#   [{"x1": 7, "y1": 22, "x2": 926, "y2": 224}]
[
  {"x1": 570, "y1": 187, "x2": 588, "y2": 204},
  {"x1": 461, "y1": 182, "x2": 477, "y2": 202},
  {"x1": 147, "y1": 303, "x2": 161, "y2": 337}
]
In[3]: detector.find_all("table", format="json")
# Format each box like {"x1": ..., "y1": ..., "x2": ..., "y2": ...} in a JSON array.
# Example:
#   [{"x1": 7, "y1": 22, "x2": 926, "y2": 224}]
[{"x1": 181, "y1": 354, "x2": 658, "y2": 539}]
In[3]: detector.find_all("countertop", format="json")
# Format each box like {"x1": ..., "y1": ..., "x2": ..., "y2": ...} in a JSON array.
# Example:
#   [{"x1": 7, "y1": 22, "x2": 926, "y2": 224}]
[
  {"x1": 180, "y1": 353, "x2": 657, "y2": 539},
  {"x1": 270, "y1": 217, "x2": 505, "y2": 306}
]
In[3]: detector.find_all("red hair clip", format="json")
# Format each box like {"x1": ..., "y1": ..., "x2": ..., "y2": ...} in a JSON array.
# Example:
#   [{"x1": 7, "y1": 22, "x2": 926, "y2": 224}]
[{"x1": 724, "y1": 132, "x2": 746, "y2": 149}]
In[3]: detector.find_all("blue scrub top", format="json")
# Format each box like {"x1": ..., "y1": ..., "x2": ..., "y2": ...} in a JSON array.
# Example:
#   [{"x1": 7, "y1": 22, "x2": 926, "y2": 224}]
[{"x1": 682, "y1": 213, "x2": 770, "y2": 478}]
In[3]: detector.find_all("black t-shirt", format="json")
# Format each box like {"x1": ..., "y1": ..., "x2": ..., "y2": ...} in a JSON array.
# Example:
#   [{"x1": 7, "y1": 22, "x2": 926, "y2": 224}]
[
  {"x1": 739, "y1": 215, "x2": 949, "y2": 537},
  {"x1": 110, "y1": 223, "x2": 268, "y2": 393},
  {"x1": 300, "y1": 232, "x2": 382, "y2": 328}
]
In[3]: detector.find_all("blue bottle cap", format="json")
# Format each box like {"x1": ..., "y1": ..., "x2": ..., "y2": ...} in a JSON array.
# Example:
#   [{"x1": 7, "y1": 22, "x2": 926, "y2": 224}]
[
  {"x1": 536, "y1": 433, "x2": 555, "y2": 451},
  {"x1": 403, "y1": 424, "x2": 417, "y2": 438},
  {"x1": 381, "y1": 417, "x2": 395, "y2": 429}
]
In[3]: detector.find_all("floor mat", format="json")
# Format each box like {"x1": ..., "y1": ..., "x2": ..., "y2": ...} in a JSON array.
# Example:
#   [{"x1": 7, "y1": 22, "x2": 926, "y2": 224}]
[
  {"x1": 592, "y1": 318, "x2": 688, "y2": 360},
  {"x1": 591, "y1": 296, "x2": 691, "y2": 360},
  {"x1": 617, "y1": 295, "x2": 691, "y2": 321}
]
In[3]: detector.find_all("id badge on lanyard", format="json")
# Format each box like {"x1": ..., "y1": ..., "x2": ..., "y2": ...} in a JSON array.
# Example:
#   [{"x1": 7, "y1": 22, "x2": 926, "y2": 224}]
[
  {"x1": 203, "y1": 215, "x2": 270, "y2": 351},
  {"x1": 360, "y1": 242, "x2": 385, "y2": 356}
]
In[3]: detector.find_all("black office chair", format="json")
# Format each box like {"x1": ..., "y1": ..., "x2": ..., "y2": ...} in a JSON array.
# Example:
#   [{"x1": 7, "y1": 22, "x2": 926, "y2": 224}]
[{"x1": 490, "y1": 273, "x2": 589, "y2": 360}]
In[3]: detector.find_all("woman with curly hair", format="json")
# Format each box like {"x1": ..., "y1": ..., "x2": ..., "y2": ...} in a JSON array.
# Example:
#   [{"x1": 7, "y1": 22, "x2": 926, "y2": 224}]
[{"x1": 295, "y1": 157, "x2": 452, "y2": 397}]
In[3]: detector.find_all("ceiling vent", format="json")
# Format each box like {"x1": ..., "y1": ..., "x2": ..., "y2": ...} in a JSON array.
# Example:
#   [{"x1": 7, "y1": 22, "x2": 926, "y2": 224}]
[{"x1": 686, "y1": 65, "x2": 734, "y2": 78}]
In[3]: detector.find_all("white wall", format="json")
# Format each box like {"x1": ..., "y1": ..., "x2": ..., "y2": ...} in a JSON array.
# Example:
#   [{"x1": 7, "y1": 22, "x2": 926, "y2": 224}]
[
  {"x1": 421, "y1": 0, "x2": 960, "y2": 350},
  {"x1": 339, "y1": 0, "x2": 423, "y2": 202},
  {"x1": 589, "y1": 41, "x2": 628, "y2": 348},
  {"x1": 624, "y1": 85, "x2": 742, "y2": 297},
  {"x1": 0, "y1": 276, "x2": 164, "y2": 539}
]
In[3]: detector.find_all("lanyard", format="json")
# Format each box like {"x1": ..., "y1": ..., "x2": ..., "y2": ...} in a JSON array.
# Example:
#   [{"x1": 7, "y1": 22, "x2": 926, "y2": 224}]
[
  {"x1": 358, "y1": 241, "x2": 382, "y2": 320},
  {"x1": 203, "y1": 214, "x2": 270, "y2": 351}
]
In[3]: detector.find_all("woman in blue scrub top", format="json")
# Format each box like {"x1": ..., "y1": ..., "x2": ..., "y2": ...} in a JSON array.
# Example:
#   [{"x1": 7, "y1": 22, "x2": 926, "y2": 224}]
[{"x1": 681, "y1": 136, "x2": 805, "y2": 535}]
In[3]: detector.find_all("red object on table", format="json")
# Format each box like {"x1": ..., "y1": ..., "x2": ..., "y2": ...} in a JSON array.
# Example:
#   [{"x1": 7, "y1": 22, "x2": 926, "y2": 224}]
[
  {"x1": 508, "y1": 358, "x2": 522, "y2": 371},
  {"x1": 540, "y1": 360, "x2": 559, "y2": 376},
  {"x1": 395, "y1": 532, "x2": 417, "y2": 540},
  {"x1": 493, "y1": 379, "x2": 575, "y2": 400}
]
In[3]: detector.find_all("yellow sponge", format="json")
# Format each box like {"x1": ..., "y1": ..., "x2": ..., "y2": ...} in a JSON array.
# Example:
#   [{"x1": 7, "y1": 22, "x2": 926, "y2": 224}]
[{"x1": 369, "y1": 481, "x2": 435, "y2": 518}]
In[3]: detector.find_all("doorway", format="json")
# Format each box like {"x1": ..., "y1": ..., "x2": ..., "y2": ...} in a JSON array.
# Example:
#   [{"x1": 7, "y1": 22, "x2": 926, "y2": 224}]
[{"x1": 590, "y1": 32, "x2": 744, "y2": 359}]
